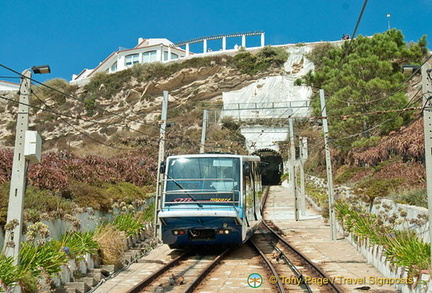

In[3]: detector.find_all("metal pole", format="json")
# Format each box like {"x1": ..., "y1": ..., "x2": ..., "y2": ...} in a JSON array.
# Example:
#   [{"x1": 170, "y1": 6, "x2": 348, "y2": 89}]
[
  {"x1": 288, "y1": 107, "x2": 299, "y2": 221},
  {"x1": 200, "y1": 110, "x2": 208, "y2": 153},
  {"x1": 154, "y1": 91, "x2": 169, "y2": 240},
  {"x1": 3, "y1": 70, "x2": 32, "y2": 266},
  {"x1": 386, "y1": 13, "x2": 391, "y2": 30},
  {"x1": 421, "y1": 62, "x2": 432, "y2": 262},
  {"x1": 319, "y1": 89, "x2": 337, "y2": 241},
  {"x1": 299, "y1": 137, "x2": 307, "y2": 216}
]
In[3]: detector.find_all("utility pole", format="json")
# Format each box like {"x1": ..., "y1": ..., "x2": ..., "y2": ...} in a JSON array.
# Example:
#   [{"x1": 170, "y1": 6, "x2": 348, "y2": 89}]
[
  {"x1": 154, "y1": 91, "x2": 169, "y2": 240},
  {"x1": 288, "y1": 107, "x2": 299, "y2": 221},
  {"x1": 3, "y1": 70, "x2": 32, "y2": 264},
  {"x1": 200, "y1": 110, "x2": 208, "y2": 153},
  {"x1": 319, "y1": 89, "x2": 337, "y2": 241},
  {"x1": 421, "y1": 62, "x2": 432, "y2": 262}
]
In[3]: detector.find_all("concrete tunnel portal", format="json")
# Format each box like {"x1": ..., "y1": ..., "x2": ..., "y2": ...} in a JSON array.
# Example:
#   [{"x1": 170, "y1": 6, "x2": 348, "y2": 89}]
[{"x1": 252, "y1": 148, "x2": 283, "y2": 185}]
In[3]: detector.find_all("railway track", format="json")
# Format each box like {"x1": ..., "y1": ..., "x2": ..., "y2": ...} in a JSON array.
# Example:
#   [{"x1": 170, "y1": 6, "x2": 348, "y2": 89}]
[
  {"x1": 122, "y1": 186, "x2": 344, "y2": 292},
  {"x1": 250, "y1": 219, "x2": 345, "y2": 293},
  {"x1": 125, "y1": 247, "x2": 232, "y2": 293}
]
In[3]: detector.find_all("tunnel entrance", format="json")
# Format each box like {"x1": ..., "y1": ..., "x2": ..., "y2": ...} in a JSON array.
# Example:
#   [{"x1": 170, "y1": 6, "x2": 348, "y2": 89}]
[{"x1": 253, "y1": 149, "x2": 283, "y2": 185}]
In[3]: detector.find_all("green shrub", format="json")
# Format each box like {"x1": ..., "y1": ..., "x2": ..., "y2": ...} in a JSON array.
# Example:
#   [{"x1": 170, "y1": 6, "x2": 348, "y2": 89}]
[
  {"x1": 335, "y1": 199, "x2": 430, "y2": 278},
  {"x1": 112, "y1": 212, "x2": 145, "y2": 237},
  {"x1": 389, "y1": 188, "x2": 427, "y2": 208},
  {"x1": 54, "y1": 231, "x2": 99, "y2": 260},
  {"x1": 355, "y1": 178, "x2": 405, "y2": 202},
  {"x1": 334, "y1": 165, "x2": 366, "y2": 184},
  {"x1": 232, "y1": 46, "x2": 288, "y2": 75},
  {"x1": 0, "y1": 255, "x2": 23, "y2": 291}
]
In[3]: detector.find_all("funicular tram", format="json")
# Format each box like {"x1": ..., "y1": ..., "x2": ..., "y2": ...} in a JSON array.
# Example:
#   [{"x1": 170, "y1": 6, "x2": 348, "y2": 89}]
[{"x1": 158, "y1": 153, "x2": 262, "y2": 248}]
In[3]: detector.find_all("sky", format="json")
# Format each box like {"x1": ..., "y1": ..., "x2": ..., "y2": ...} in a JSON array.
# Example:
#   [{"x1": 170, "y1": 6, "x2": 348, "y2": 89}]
[{"x1": 1, "y1": 0, "x2": 430, "y2": 84}]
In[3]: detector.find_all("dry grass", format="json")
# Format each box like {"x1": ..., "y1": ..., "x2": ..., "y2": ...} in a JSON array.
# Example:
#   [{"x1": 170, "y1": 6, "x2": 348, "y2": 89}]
[{"x1": 93, "y1": 224, "x2": 126, "y2": 266}]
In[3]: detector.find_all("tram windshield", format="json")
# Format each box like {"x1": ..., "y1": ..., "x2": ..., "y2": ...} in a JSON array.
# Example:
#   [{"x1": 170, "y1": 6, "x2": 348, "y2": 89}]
[{"x1": 164, "y1": 157, "x2": 240, "y2": 205}]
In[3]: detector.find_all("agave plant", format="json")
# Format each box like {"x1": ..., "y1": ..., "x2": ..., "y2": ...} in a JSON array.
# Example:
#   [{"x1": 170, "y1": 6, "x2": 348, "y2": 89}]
[
  {"x1": 0, "y1": 254, "x2": 22, "y2": 292},
  {"x1": 51, "y1": 231, "x2": 99, "y2": 260}
]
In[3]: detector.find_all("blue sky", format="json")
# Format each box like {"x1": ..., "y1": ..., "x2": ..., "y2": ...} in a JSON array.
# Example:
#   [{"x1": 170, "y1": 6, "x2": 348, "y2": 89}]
[{"x1": 1, "y1": 0, "x2": 430, "y2": 83}]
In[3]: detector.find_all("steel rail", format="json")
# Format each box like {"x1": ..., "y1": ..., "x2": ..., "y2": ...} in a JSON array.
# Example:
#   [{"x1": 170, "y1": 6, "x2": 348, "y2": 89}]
[
  {"x1": 182, "y1": 248, "x2": 231, "y2": 293},
  {"x1": 248, "y1": 240, "x2": 285, "y2": 293},
  {"x1": 258, "y1": 223, "x2": 313, "y2": 293},
  {"x1": 263, "y1": 220, "x2": 345, "y2": 293},
  {"x1": 125, "y1": 250, "x2": 190, "y2": 293}
]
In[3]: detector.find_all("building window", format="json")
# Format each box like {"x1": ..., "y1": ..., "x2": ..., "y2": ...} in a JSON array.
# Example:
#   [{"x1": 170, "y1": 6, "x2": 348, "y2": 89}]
[
  {"x1": 111, "y1": 61, "x2": 117, "y2": 73},
  {"x1": 164, "y1": 51, "x2": 179, "y2": 60},
  {"x1": 143, "y1": 51, "x2": 157, "y2": 63},
  {"x1": 125, "y1": 54, "x2": 139, "y2": 66}
]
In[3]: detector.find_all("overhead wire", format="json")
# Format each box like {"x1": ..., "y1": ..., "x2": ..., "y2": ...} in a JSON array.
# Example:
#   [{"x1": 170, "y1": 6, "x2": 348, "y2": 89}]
[
  {"x1": 328, "y1": 91, "x2": 424, "y2": 144},
  {"x1": 31, "y1": 91, "x2": 136, "y2": 151},
  {"x1": 0, "y1": 68, "x2": 159, "y2": 151},
  {"x1": 315, "y1": 0, "x2": 430, "y2": 144},
  {"x1": 341, "y1": 0, "x2": 369, "y2": 62},
  {"x1": 0, "y1": 63, "x2": 153, "y2": 128},
  {"x1": 0, "y1": 91, "x2": 153, "y2": 138}
]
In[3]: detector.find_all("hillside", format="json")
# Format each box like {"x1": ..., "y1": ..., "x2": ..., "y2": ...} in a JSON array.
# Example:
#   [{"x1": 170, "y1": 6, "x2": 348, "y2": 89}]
[{"x1": 0, "y1": 29, "x2": 429, "y2": 226}]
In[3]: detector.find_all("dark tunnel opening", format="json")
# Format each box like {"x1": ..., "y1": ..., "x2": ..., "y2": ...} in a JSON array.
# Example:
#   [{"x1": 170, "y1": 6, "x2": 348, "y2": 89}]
[{"x1": 253, "y1": 149, "x2": 283, "y2": 185}]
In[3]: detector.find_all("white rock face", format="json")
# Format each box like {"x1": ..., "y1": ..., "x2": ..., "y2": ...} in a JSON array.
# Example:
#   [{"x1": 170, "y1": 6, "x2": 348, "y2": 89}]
[{"x1": 221, "y1": 44, "x2": 316, "y2": 154}]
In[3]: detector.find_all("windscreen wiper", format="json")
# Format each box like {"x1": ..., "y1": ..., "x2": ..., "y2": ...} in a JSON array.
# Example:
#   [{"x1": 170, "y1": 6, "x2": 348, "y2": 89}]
[{"x1": 166, "y1": 175, "x2": 202, "y2": 207}]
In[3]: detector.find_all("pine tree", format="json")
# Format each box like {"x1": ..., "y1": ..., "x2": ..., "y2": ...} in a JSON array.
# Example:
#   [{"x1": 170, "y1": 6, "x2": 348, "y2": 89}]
[{"x1": 306, "y1": 29, "x2": 428, "y2": 149}]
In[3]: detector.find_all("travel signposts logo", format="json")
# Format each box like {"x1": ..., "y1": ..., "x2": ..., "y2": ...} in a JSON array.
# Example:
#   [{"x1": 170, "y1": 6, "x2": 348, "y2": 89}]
[{"x1": 248, "y1": 273, "x2": 263, "y2": 288}]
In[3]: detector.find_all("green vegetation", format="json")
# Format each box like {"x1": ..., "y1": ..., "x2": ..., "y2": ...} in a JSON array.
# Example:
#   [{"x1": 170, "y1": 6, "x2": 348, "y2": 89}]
[
  {"x1": 232, "y1": 46, "x2": 288, "y2": 75},
  {"x1": 336, "y1": 198, "x2": 429, "y2": 278},
  {"x1": 304, "y1": 29, "x2": 427, "y2": 149},
  {"x1": 388, "y1": 188, "x2": 428, "y2": 208},
  {"x1": 0, "y1": 150, "x2": 155, "y2": 226},
  {"x1": 302, "y1": 30, "x2": 428, "y2": 205},
  {"x1": 304, "y1": 181, "x2": 329, "y2": 219},
  {"x1": 0, "y1": 205, "x2": 152, "y2": 292}
]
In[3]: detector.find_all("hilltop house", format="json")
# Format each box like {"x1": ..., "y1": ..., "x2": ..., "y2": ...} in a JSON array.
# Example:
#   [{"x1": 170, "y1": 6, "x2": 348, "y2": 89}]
[
  {"x1": 0, "y1": 80, "x2": 20, "y2": 91},
  {"x1": 71, "y1": 32, "x2": 266, "y2": 85},
  {"x1": 71, "y1": 38, "x2": 188, "y2": 85}
]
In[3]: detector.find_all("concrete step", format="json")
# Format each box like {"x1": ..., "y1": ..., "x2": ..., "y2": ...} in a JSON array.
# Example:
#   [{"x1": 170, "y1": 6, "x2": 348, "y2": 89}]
[{"x1": 63, "y1": 281, "x2": 91, "y2": 293}]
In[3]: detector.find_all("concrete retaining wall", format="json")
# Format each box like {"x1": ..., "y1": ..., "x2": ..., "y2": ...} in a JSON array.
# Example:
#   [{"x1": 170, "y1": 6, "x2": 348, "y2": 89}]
[{"x1": 307, "y1": 175, "x2": 431, "y2": 292}]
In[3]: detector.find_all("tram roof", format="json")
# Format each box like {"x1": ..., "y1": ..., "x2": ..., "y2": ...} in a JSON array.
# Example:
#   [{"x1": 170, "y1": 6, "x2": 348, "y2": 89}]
[{"x1": 166, "y1": 153, "x2": 260, "y2": 161}]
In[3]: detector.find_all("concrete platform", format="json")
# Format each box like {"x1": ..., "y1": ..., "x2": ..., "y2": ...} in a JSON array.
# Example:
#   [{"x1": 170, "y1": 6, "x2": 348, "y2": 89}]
[{"x1": 265, "y1": 184, "x2": 399, "y2": 293}]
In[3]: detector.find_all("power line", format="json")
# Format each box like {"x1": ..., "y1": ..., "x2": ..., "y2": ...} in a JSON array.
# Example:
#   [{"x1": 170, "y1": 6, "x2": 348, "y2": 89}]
[
  {"x1": 0, "y1": 93, "x2": 153, "y2": 138},
  {"x1": 0, "y1": 63, "x2": 152, "y2": 128},
  {"x1": 31, "y1": 91, "x2": 137, "y2": 151},
  {"x1": 341, "y1": 0, "x2": 369, "y2": 62}
]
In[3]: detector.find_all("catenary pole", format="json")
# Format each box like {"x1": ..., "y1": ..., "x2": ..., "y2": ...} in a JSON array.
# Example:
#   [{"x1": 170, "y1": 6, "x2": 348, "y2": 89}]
[
  {"x1": 299, "y1": 137, "x2": 307, "y2": 216},
  {"x1": 319, "y1": 89, "x2": 337, "y2": 241},
  {"x1": 288, "y1": 106, "x2": 299, "y2": 221},
  {"x1": 200, "y1": 110, "x2": 208, "y2": 153},
  {"x1": 421, "y1": 62, "x2": 432, "y2": 262},
  {"x1": 154, "y1": 91, "x2": 169, "y2": 240},
  {"x1": 3, "y1": 70, "x2": 32, "y2": 267}
]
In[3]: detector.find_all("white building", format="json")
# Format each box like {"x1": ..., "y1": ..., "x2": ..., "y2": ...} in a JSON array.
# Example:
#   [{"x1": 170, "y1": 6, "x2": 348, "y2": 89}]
[
  {"x1": 71, "y1": 38, "x2": 188, "y2": 85},
  {"x1": 0, "y1": 80, "x2": 19, "y2": 91},
  {"x1": 71, "y1": 32, "x2": 266, "y2": 85}
]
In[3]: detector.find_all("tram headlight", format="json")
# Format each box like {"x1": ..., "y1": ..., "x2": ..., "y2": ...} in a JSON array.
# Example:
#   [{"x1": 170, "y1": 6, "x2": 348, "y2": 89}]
[{"x1": 218, "y1": 229, "x2": 231, "y2": 235}]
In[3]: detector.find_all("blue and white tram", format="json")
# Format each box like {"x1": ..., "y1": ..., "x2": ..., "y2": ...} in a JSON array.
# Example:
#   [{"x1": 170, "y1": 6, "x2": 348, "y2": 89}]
[{"x1": 158, "y1": 153, "x2": 262, "y2": 248}]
